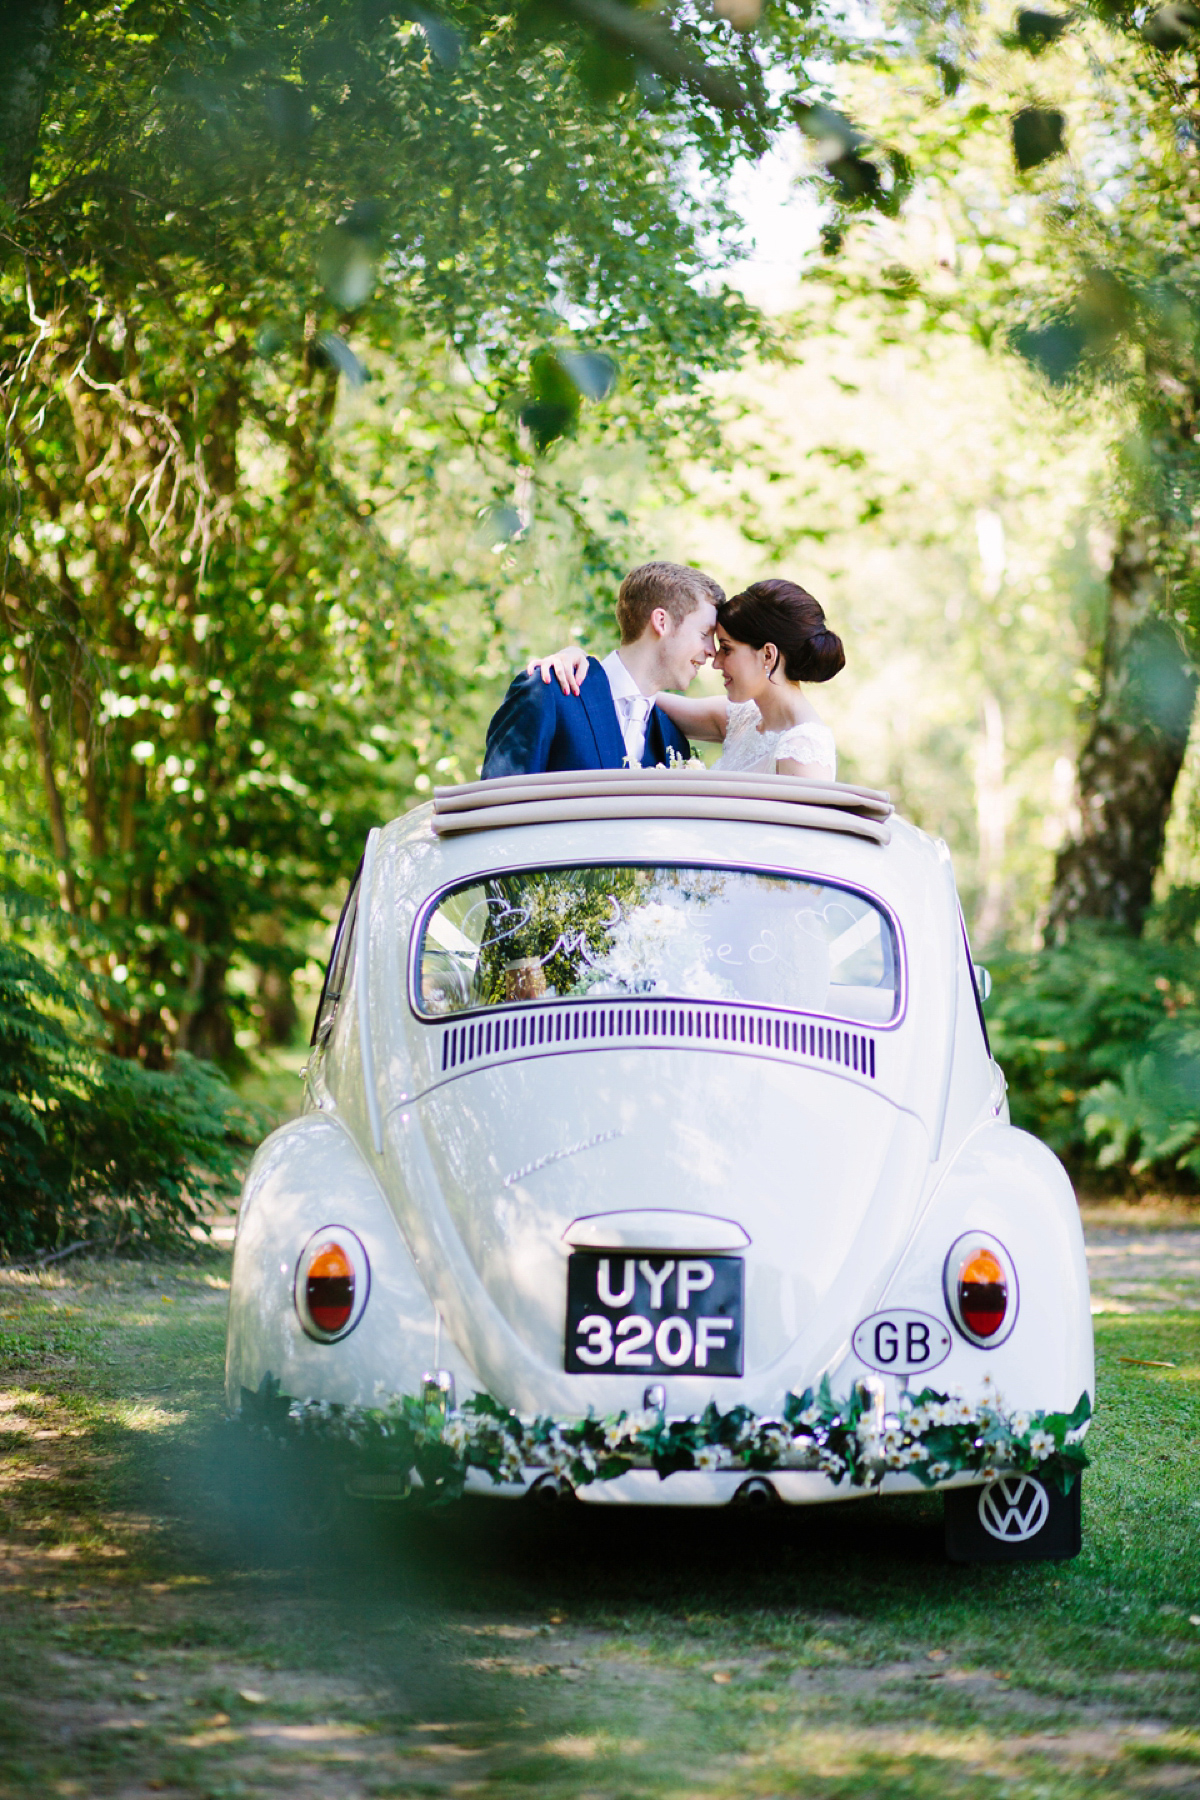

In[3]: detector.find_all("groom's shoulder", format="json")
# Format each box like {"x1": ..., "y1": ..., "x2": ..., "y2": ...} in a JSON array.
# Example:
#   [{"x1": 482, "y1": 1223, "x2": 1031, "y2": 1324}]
[{"x1": 502, "y1": 656, "x2": 609, "y2": 707}]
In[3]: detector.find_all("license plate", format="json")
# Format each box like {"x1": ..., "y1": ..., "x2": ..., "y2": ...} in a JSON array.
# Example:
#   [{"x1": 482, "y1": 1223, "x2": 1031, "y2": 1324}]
[{"x1": 564, "y1": 1253, "x2": 744, "y2": 1376}]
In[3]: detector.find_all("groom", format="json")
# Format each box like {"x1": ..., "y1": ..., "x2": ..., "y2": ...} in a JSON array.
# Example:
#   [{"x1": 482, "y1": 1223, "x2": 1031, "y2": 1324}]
[{"x1": 482, "y1": 561, "x2": 723, "y2": 778}]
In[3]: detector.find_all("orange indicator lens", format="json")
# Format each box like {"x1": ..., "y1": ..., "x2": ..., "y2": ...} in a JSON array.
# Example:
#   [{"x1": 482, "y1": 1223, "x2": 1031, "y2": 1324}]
[
  {"x1": 307, "y1": 1242, "x2": 355, "y2": 1333},
  {"x1": 958, "y1": 1248, "x2": 1007, "y2": 1338}
]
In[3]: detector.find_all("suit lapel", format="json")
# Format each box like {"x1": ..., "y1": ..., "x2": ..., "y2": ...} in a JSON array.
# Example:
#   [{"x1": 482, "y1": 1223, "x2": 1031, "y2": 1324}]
[
  {"x1": 578, "y1": 658, "x2": 627, "y2": 769},
  {"x1": 642, "y1": 705, "x2": 679, "y2": 768}
]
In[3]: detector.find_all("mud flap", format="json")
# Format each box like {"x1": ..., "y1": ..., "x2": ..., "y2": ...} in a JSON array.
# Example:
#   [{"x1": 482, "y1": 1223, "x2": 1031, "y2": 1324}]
[{"x1": 944, "y1": 1473, "x2": 1082, "y2": 1563}]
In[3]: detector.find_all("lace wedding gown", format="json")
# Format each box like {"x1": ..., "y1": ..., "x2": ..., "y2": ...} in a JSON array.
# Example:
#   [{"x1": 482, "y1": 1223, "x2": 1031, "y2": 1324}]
[{"x1": 713, "y1": 699, "x2": 837, "y2": 779}]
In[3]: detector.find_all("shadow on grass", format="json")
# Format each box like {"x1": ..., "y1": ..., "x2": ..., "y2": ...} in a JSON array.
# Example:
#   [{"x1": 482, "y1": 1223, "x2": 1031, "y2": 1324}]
[{"x1": 172, "y1": 1415, "x2": 991, "y2": 1634}]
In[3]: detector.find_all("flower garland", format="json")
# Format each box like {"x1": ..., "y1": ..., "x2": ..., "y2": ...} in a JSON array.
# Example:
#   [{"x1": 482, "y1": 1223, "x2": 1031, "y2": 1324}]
[{"x1": 237, "y1": 1372, "x2": 1090, "y2": 1507}]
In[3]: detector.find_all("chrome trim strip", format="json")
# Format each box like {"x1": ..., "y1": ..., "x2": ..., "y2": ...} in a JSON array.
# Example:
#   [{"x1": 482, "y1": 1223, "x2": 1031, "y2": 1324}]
[{"x1": 356, "y1": 826, "x2": 384, "y2": 1155}]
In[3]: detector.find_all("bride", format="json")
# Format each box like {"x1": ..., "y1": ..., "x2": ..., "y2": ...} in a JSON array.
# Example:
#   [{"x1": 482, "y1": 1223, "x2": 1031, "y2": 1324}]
[{"x1": 529, "y1": 578, "x2": 844, "y2": 779}]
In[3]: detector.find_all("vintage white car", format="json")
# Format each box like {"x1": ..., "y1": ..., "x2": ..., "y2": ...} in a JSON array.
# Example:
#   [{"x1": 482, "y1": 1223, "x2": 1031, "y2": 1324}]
[{"x1": 226, "y1": 770, "x2": 1094, "y2": 1560}]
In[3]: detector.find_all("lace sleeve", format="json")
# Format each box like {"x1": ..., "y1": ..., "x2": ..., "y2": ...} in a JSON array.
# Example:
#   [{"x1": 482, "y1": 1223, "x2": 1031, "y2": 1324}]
[
  {"x1": 723, "y1": 700, "x2": 758, "y2": 745},
  {"x1": 775, "y1": 722, "x2": 837, "y2": 777}
]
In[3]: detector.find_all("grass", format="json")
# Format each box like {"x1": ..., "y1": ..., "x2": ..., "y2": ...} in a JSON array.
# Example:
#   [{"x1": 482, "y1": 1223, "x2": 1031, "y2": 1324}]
[{"x1": 0, "y1": 1221, "x2": 1197, "y2": 1799}]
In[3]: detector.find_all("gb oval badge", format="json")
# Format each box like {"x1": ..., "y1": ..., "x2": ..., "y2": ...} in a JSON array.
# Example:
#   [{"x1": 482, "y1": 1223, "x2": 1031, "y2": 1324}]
[{"x1": 852, "y1": 1309, "x2": 952, "y2": 1376}]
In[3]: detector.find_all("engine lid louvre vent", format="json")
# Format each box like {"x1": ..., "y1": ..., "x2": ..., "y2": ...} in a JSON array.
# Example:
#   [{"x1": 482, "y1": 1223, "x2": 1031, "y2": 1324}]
[{"x1": 436, "y1": 1002, "x2": 877, "y2": 1083}]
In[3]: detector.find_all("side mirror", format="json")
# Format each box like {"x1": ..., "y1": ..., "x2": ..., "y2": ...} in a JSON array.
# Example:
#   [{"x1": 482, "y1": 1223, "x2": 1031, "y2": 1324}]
[{"x1": 973, "y1": 964, "x2": 992, "y2": 1004}]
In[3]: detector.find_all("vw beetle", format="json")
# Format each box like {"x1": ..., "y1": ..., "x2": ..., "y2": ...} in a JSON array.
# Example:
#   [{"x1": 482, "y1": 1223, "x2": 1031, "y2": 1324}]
[{"x1": 226, "y1": 769, "x2": 1093, "y2": 1560}]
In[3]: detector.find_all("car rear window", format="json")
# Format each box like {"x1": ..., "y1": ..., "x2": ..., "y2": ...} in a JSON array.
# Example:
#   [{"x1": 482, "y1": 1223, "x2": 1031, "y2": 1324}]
[{"x1": 416, "y1": 864, "x2": 899, "y2": 1024}]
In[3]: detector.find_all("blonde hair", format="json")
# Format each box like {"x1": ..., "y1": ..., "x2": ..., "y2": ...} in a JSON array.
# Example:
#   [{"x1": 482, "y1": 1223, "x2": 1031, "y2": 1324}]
[{"x1": 615, "y1": 562, "x2": 725, "y2": 645}]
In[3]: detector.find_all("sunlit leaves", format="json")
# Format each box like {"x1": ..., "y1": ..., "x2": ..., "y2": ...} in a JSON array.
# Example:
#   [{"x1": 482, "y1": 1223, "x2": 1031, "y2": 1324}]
[{"x1": 0, "y1": 0, "x2": 767, "y2": 1062}]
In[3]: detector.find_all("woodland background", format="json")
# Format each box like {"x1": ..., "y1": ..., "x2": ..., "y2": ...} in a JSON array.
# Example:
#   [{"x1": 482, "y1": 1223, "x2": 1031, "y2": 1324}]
[{"x1": 6, "y1": 0, "x2": 1200, "y2": 1252}]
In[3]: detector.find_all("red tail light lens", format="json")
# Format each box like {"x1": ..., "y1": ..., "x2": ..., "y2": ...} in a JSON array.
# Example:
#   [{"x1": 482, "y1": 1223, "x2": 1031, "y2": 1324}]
[
  {"x1": 306, "y1": 1242, "x2": 355, "y2": 1333},
  {"x1": 944, "y1": 1232, "x2": 1018, "y2": 1347},
  {"x1": 958, "y1": 1249, "x2": 1007, "y2": 1338},
  {"x1": 295, "y1": 1226, "x2": 369, "y2": 1342}
]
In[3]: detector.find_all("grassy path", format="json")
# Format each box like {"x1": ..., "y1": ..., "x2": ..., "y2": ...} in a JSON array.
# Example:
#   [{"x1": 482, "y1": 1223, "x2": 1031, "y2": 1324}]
[{"x1": 0, "y1": 1213, "x2": 1197, "y2": 1799}]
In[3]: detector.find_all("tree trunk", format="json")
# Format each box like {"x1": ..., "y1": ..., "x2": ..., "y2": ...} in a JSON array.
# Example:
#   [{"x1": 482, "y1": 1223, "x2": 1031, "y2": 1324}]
[
  {"x1": 0, "y1": 0, "x2": 63, "y2": 205},
  {"x1": 1046, "y1": 526, "x2": 1197, "y2": 938}
]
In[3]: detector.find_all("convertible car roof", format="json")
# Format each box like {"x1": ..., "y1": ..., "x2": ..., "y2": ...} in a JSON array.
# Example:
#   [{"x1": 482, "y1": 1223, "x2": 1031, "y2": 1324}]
[{"x1": 431, "y1": 769, "x2": 894, "y2": 846}]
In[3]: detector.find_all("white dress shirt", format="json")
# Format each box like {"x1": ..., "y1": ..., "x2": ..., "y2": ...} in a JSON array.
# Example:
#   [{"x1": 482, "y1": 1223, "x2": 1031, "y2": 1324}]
[{"x1": 601, "y1": 650, "x2": 653, "y2": 768}]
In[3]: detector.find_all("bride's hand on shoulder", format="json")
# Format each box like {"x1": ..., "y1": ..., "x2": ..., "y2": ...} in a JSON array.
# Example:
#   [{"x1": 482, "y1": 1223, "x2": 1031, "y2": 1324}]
[{"x1": 525, "y1": 645, "x2": 590, "y2": 696}]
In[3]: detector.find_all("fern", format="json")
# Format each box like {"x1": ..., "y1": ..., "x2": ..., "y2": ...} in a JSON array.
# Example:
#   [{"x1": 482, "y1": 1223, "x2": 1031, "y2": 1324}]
[{"x1": 0, "y1": 847, "x2": 243, "y2": 1256}]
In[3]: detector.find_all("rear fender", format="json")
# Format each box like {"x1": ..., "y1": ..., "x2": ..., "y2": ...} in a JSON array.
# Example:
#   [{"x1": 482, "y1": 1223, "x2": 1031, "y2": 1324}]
[
  {"x1": 845, "y1": 1121, "x2": 1094, "y2": 1414},
  {"x1": 225, "y1": 1113, "x2": 470, "y2": 1412}
]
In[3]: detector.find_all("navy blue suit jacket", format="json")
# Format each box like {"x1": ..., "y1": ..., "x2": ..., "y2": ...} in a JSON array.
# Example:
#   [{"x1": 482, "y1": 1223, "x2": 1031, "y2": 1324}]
[{"x1": 482, "y1": 657, "x2": 692, "y2": 778}]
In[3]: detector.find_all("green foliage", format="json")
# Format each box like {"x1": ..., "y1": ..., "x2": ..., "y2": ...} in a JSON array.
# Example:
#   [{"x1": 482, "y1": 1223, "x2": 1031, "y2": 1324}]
[
  {"x1": 244, "y1": 1370, "x2": 1091, "y2": 1501},
  {"x1": 0, "y1": 860, "x2": 241, "y2": 1256},
  {"x1": 988, "y1": 917, "x2": 1200, "y2": 1179},
  {"x1": 0, "y1": 0, "x2": 787, "y2": 1064}
]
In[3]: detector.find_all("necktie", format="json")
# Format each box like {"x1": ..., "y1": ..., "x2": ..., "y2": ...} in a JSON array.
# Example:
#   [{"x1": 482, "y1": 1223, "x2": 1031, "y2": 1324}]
[{"x1": 625, "y1": 696, "x2": 651, "y2": 766}]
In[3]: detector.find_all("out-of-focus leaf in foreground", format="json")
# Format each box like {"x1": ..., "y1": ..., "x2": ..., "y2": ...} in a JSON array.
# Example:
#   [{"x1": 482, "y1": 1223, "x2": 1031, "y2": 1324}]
[
  {"x1": 1140, "y1": 2, "x2": 1200, "y2": 50},
  {"x1": 312, "y1": 332, "x2": 367, "y2": 385},
  {"x1": 1012, "y1": 104, "x2": 1066, "y2": 170},
  {"x1": 555, "y1": 350, "x2": 617, "y2": 402},
  {"x1": 318, "y1": 201, "x2": 384, "y2": 309},
  {"x1": 1013, "y1": 9, "x2": 1071, "y2": 52}
]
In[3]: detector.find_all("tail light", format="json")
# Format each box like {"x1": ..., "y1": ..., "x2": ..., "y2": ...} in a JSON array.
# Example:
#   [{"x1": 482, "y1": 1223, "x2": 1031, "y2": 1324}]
[
  {"x1": 944, "y1": 1232, "x2": 1018, "y2": 1347},
  {"x1": 308, "y1": 1243, "x2": 354, "y2": 1332},
  {"x1": 295, "y1": 1226, "x2": 370, "y2": 1342}
]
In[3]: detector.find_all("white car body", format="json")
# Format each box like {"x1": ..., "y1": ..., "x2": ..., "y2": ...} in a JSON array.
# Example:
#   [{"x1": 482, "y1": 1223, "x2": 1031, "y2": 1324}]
[{"x1": 226, "y1": 770, "x2": 1094, "y2": 1511}]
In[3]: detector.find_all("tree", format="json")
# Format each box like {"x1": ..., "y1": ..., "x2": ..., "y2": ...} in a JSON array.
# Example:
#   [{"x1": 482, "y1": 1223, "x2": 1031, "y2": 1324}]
[
  {"x1": 792, "y1": 2, "x2": 1200, "y2": 933},
  {"x1": 1, "y1": 0, "x2": 787, "y2": 1061},
  {"x1": 0, "y1": 0, "x2": 63, "y2": 206}
]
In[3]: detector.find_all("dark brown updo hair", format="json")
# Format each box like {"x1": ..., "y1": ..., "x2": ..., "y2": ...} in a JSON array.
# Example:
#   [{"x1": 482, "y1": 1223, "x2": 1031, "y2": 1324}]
[{"x1": 717, "y1": 579, "x2": 845, "y2": 684}]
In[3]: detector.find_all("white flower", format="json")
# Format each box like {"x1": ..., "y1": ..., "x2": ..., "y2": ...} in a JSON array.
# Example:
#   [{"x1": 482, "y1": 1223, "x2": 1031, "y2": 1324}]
[
  {"x1": 1011, "y1": 1412, "x2": 1032, "y2": 1438},
  {"x1": 603, "y1": 1422, "x2": 626, "y2": 1450},
  {"x1": 882, "y1": 1429, "x2": 905, "y2": 1456},
  {"x1": 798, "y1": 1403, "x2": 823, "y2": 1428},
  {"x1": 1029, "y1": 1429, "x2": 1056, "y2": 1460},
  {"x1": 905, "y1": 1406, "x2": 931, "y2": 1433},
  {"x1": 818, "y1": 1450, "x2": 846, "y2": 1477},
  {"x1": 695, "y1": 1444, "x2": 724, "y2": 1471},
  {"x1": 948, "y1": 1398, "x2": 976, "y2": 1426},
  {"x1": 900, "y1": 1442, "x2": 929, "y2": 1465},
  {"x1": 757, "y1": 1428, "x2": 788, "y2": 1458},
  {"x1": 928, "y1": 1461, "x2": 952, "y2": 1481},
  {"x1": 444, "y1": 1419, "x2": 470, "y2": 1455}
]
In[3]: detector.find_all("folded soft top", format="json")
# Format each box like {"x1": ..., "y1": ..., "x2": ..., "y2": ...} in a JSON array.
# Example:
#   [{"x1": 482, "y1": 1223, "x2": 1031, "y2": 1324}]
[{"x1": 431, "y1": 768, "x2": 894, "y2": 845}]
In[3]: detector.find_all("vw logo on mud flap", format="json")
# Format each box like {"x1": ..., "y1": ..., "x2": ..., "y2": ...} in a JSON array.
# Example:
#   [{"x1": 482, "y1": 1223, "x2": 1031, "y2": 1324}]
[{"x1": 978, "y1": 1475, "x2": 1051, "y2": 1542}]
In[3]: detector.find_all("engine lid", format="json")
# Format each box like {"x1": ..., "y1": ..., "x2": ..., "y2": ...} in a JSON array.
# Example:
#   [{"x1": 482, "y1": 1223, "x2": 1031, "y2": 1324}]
[{"x1": 387, "y1": 1047, "x2": 930, "y2": 1415}]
